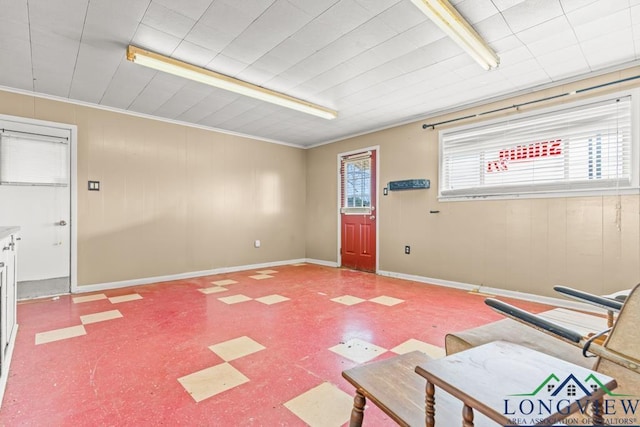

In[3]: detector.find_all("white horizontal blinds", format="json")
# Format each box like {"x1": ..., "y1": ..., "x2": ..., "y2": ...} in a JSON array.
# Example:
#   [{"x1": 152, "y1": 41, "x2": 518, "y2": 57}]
[
  {"x1": 0, "y1": 132, "x2": 69, "y2": 186},
  {"x1": 342, "y1": 152, "x2": 372, "y2": 213},
  {"x1": 440, "y1": 96, "x2": 632, "y2": 197}
]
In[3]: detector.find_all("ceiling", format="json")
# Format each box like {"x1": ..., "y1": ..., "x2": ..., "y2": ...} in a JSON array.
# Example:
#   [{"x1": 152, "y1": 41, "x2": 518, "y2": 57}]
[{"x1": 1, "y1": 0, "x2": 639, "y2": 147}]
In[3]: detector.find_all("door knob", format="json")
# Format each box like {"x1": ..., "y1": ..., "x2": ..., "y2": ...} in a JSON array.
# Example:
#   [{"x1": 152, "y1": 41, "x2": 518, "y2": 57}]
[
  {"x1": 58, "y1": 220, "x2": 67, "y2": 226},
  {"x1": 370, "y1": 215, "x2": 375, "y2": 220}
]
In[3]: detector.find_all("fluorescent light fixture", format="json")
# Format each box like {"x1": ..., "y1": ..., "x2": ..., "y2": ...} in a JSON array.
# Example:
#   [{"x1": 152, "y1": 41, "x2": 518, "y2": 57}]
[
  {"x1": 409, "y1": 0, "x2": 499, "y2": 70},
  {"x1": 126, "y1": 45, "x2": 337, "y2": 120}
]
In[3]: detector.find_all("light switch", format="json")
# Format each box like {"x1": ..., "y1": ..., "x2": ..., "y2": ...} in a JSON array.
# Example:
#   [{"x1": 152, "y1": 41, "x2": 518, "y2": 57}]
[{"x1": 88, "y1": 181, "x2": 100, "y2": 191}]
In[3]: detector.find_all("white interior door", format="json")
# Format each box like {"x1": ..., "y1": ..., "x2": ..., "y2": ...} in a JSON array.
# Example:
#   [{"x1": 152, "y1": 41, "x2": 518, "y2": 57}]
[{"x1": 0, "y1": 119, "x2": 71, "y2": 290}]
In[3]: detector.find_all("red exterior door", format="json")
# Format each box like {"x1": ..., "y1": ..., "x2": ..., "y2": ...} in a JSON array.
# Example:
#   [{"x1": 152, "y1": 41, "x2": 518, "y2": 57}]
[{"x1": 340, "y1": 150, "x2": 376, "y2": 272}]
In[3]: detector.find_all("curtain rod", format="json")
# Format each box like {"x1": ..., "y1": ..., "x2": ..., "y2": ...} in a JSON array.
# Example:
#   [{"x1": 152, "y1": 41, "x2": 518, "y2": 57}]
[{"x1": 421, "y1": 74, "x2": 640, "y2": 130}]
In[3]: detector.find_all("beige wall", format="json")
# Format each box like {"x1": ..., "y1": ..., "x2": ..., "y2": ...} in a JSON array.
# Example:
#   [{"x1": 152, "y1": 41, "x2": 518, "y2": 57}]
[
  {"x1": 306, "y1": 67, "x2": 640, "y2": 297},
  {"x1": 0, "y1": 90, "x2": 306, "y2": 286}
]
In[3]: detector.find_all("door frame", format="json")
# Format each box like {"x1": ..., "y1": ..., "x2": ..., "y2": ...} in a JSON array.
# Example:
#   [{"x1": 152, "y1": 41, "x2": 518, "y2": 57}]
[
  {"x1": 336, "y1": 145, "x2": 380, "y2": 272},
  {"x1": 0, "y1": 113, "x2": 78, "y2": 293}
]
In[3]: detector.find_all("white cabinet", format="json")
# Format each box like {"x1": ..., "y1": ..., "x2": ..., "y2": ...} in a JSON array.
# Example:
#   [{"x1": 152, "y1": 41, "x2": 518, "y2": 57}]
[{"x1": 0, "y1": 227, "x2": 18, "y2": 407}]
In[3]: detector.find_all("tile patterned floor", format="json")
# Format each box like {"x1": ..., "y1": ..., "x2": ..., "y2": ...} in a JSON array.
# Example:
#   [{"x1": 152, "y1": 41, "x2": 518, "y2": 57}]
[
  {"x1": 79, "y1": 309, "x2": 123, "y2": 325},
  {"x1": 249, "y1": 274, "x2": 274, "y2": 280},
  {"x1": 4, "y1": 264, "x2": 552, "y2": 425}
]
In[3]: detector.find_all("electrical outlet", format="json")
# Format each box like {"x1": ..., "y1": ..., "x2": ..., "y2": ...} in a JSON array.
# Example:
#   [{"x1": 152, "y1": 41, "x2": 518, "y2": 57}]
[
  {"x1": 254, "y1": 240, "x2": 261, "y2": 248},
  {"x1": 404, "y1": 245, "x2": 410, "y2": 254}
]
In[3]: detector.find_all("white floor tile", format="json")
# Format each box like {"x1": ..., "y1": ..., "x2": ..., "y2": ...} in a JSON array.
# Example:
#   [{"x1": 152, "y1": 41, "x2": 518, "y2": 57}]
[
  {"x1": 390, "y1": 338, "x2": 446, "y2": 359},
  {"x1": 212, "y1": 279, "x2": 238, "y2": 286},
  {"x1": 369, "y1": 295, "x2": 404, "y2": 306},
  {"x1": 72, "y1": 294, "x2": 107, "y2": 304},
  {"x1": 177, "y1": 363, "x2": 249, "y2": 402},
  {"x1": 208, "y1": 336, "x2": 265, "y2": 361},
  {"x1": 80, "y1": 310, "x2": 123, "y2": 325},
  {"x1": 256, "y1": 269, "x2": 278, "y2": 274},
  {"x1": 328, "y1": 338, "x2": 386, "y2": 363},
  {"x1": 198, "y1": 286, "x2": 228, "y2": 295},
  {"x1": 255, "y1": 294, "x2": 290, "y2": 305},
  {"x1": 330, "y1": 295, "x2": 365, "y2": 306},
  {"x1": 249, "y1": 274, "x2": 273, "y2": 280},
  {"x1": 35, "y1": 325, "x2": 87, "y2": 345},
  {"x1": 284, "y1": 382, "x2": 352, "y2": 427},
  {"x1": 109, "y1": 294, "x2": 143, "y2": 304},
  {"x1": 218, "y1": 294, "x2": 252, "y2": 305}
]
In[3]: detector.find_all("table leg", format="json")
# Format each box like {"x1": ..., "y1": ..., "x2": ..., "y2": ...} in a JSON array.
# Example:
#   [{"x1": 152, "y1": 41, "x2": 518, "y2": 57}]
[
  {"x1": 426, "y1": 381, "x2": 435, "y2": 427},
  {"x1": 349, "y1": 390, "x2": 366, "y2": 427},
  {"x1": 592, "y1": 398, "x2": 604, "y2": 426},
  {"x1": 462, "y1": 404, "x2": 474, "y2": 427}
]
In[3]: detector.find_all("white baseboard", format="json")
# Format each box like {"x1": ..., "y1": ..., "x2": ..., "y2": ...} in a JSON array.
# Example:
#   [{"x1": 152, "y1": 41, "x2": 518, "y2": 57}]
[
  {"x1": 377, "y1": 270, "x2": 605, "y2": 314},
  {"x1": 0, "y1": 324, "x2": 18, "y2": 408},
  {"x1": 304, "y1": 258, "x2": 339, "y2": 268},
  {"x1": 73, "y1": 258, "x2": 307, "y2": 294}
]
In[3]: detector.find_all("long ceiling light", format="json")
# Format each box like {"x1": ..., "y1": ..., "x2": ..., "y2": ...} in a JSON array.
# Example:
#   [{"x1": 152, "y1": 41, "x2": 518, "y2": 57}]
[
  {"x1": 126, "y1": 45, "x2": 337, "y2": 120},
  {"x1": 409, "y1": 0, "x2": 499, "y2": 70}
]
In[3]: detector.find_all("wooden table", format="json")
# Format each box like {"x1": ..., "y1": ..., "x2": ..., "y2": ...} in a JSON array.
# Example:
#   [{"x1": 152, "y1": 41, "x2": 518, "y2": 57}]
[
  {"x1": 342, "y1": 351, "x2": 498, "y2": 427},
  {"x1": 415, "y1": 341, "x2": 617, "y2": 427}
]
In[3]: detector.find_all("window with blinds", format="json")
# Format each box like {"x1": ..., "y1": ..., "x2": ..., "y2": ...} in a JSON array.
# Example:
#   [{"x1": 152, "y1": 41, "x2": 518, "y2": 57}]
[
  {"x1": 439, "y1": 94, "x2": 635, "y2": 199},
  {"x1": 0, "y1": 132, "x2": 69, "y2": 186}
]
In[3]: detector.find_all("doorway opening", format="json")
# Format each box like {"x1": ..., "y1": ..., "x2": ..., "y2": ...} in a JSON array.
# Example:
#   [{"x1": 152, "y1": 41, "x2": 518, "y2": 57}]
[{"x1": 0, "y1": 115, "x2": 77, "y2": 299}]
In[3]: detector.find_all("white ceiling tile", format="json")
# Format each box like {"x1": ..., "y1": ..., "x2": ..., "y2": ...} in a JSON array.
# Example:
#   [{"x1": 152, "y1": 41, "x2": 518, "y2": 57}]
[
  {"x1": 131, "y1": 24, "x2": 182, "y2": 56},
  {"x1": 396, "y1": 20, "x2": 447, "y2": 48},
  {"x1": 100, "y1": 59, "x2": 156, "y2": 109},
  {"x1": 507, "y1": 68, "x2": 552, "y2": 89},
  {"x1": 353, "y1": 0, "x2": 401, "y2": 15},
  {"x1": 128, "y1": 73, "x2": 186, "y2": 114},
  {"x1": 497, "y1": 57, "x2": 543, "y2": 79},
  {"x1": 153, "y1": 0, "x2": 213, "y2": 21},
  {"x1": 184, "y1": 22, "x2": 235, "y2": 54},
  {"x1": 565, "y1": 0, "x2": 629, "y2": 27},
  {"x1": 179, "y1": 92, "x2": 241, "y2": 123},
  {"x1": 632, "y1": 5, "x2": 640, "y2": 26},
  {"x1": 0, "y1": 0, "x2": 637, "y2": 147},
  {"x1": 206, "y1": 54, "x2": 249, "y2": 77},
  {"x1": 501, "y1": 0, "x2": 564, "y2": 33},
  {"x1": 68, "y1": 44, "x2": 123, "y2": 103},
  {"x1": 141, "y1": 2, "x2": 196, "y2": 39},
  {"x1": 581, "y1": 28, "x2": 636, "y2": 70},
  {"x1": 573, "y1": 10, "x2": 632, "y2": 42},
  {"x1": 491, "y1": 0, "x2": 526, "y2": 11},
  {"x1": 0, "y1": 0, "x2": 28, "y2": 23},
  {"x1": 172, "y1": 41, "x2": 218, "y2": 67},
  {"x1": 525, "y1": 29, "x2": 578, "y2": 57},
  {"x1": 474, "y1": 13, "x2": 512, "y2": 43},
  {"x1": 490, "y1": 35, "x2": 524, "y2": 53},
  {"x1": 455, "y1": 0, "x2": 500, "y2": 24},
  {"x1": 288, "y1": 18, "x2": 342, "y2": 53},
  {"x1": 559, "y1": 0, "x2": 598, "y2": 13},
  {"x1": 235, "y1": 66, "x2": 278, "y2": 86},
  {"x1": 378, "y1": 1, "x2": 428, "y2": 33},
  {"x1": 515, "y1": 15, "x2": 572, "y2": 44},
  {"x1": 28, "y1": 0, "x2": 88, "y2": 40},
  {"x1": 198, "y1": 1, "x2": 272, "y2": 41},
  {"x1": 314, "y1": 0, "x2": 374, "y2": 35},
  {"x1": 540, "y1": 57, "x2": 590, "y2": 81},
  {"x1": 286, "y1": 0, "x2": 339, "y2": 16},
  {"x1": 0, "y1": 47, "x2": 32, "y2": 90},
  {"x1": 252, "y1": 39, "x2": 315, "y2": 76},
  {"x1": 152, "y1": 82, "x2": 214, "y2": 119},
  {"x1": 221, "y1": 1, "x2": 313, "y2": 64},
  {"x1": 0, "y1": 18, "x2": 30, "y2": 45}
]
